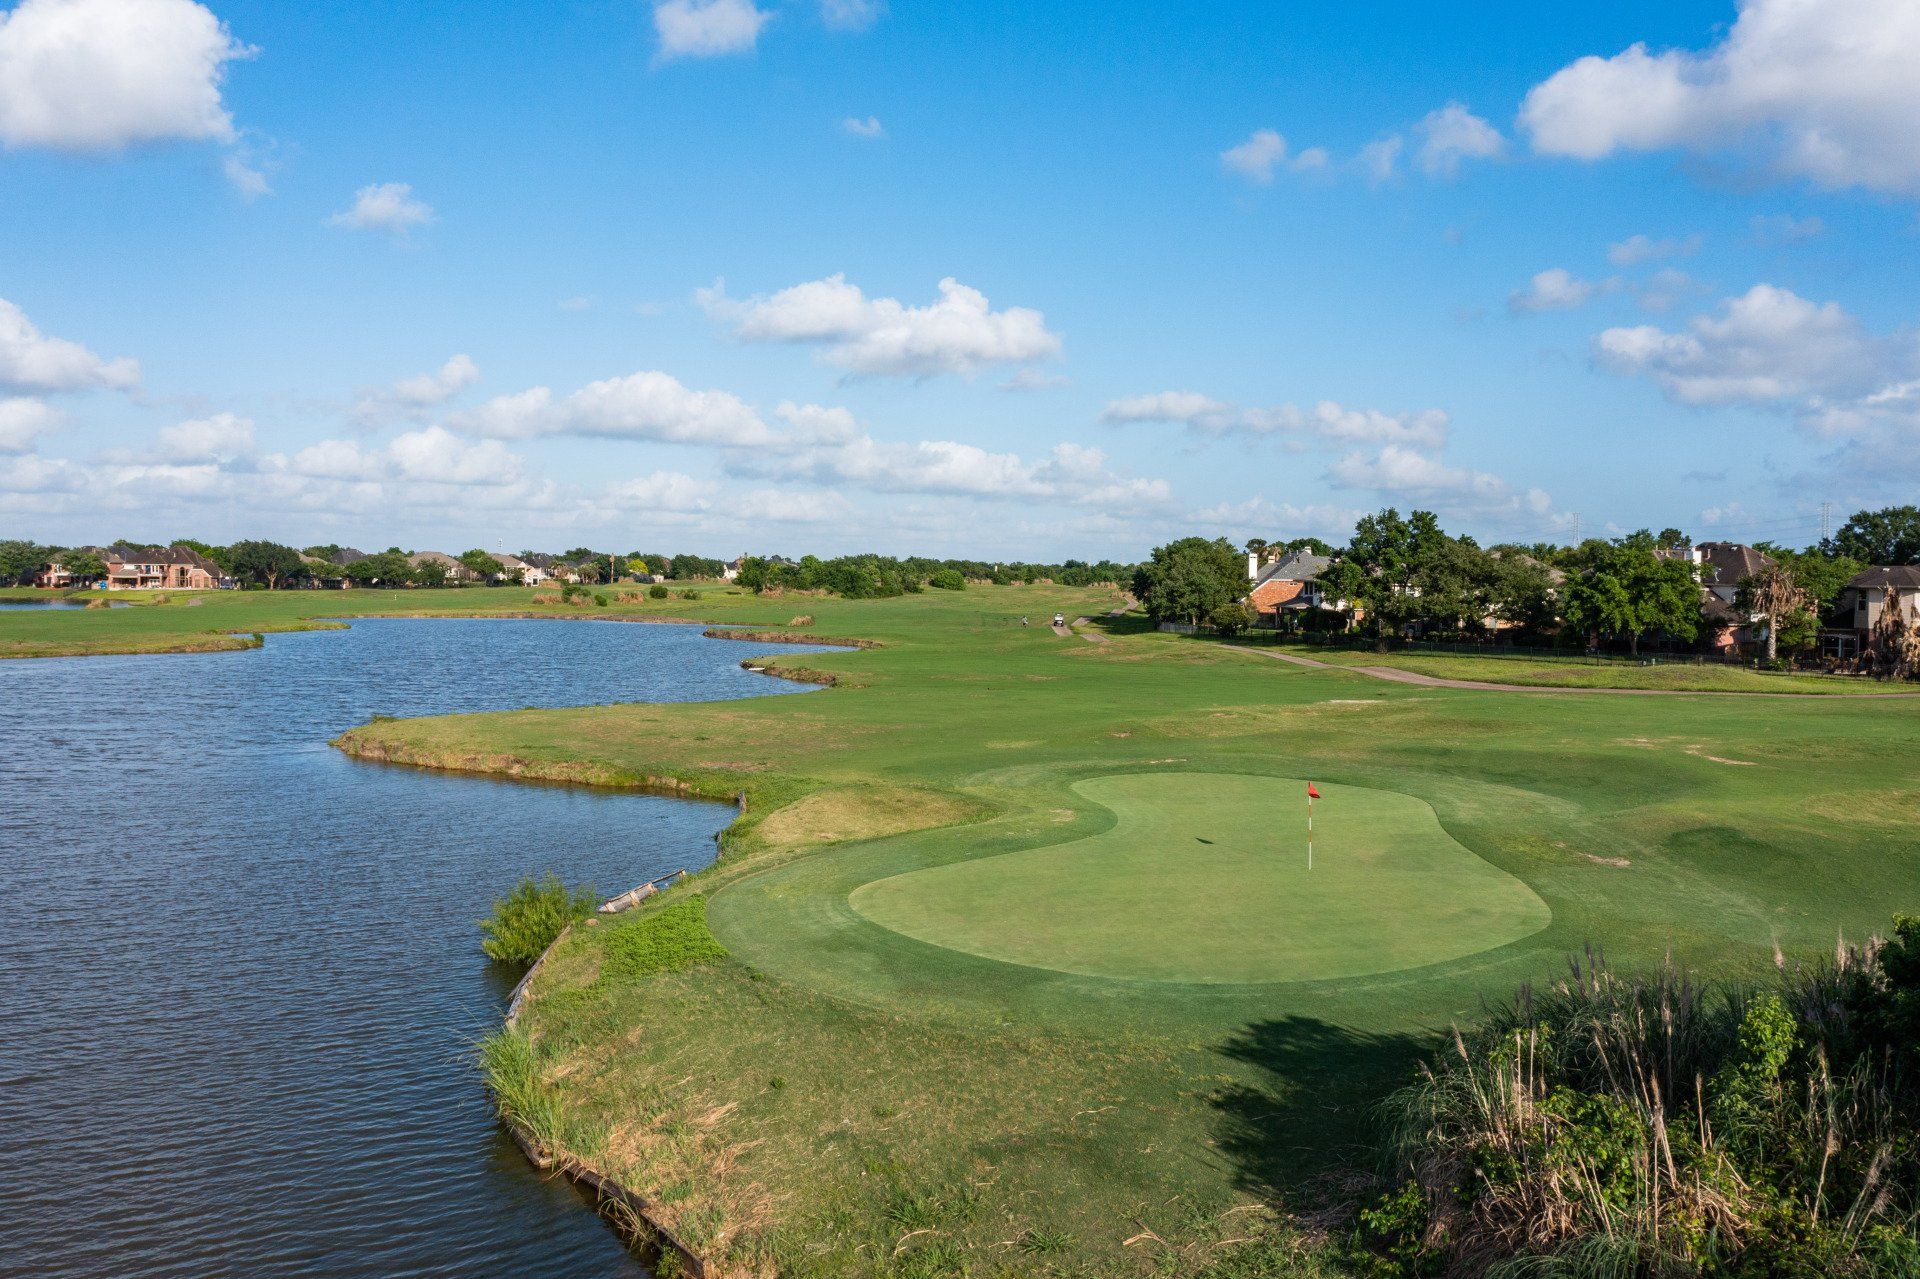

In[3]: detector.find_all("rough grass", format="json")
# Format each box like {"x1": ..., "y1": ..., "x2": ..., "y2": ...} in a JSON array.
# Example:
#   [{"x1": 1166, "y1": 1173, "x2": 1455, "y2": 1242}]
[
  {"x1": 599, "y1": 896, "x2": 729, "y2": 982},
  {"x1": 752, "y1": 784, "x2": 985, "y2": 849}
]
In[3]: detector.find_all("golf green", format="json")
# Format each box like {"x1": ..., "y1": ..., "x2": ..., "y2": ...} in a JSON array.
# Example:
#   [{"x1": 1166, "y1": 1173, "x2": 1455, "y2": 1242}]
[{"x1": 847, "y1": 772, "x2": 1551, "y2": 983}]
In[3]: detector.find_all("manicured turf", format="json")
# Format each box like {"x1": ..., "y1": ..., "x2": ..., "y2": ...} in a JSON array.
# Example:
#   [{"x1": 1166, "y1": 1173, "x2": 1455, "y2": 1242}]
[{"x1": 849, "y1": 772, "x2": 1548, "y2": 983}]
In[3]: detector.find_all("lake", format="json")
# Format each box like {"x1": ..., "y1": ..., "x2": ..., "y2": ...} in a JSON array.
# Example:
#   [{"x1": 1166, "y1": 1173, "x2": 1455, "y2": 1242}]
[{"x1": 0, "y1": 618, "x2": 836, "y2": 1278}]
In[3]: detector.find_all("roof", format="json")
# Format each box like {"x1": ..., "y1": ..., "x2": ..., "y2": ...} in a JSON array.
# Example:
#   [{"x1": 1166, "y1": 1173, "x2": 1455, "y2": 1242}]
[
  {"x1": 1846, "y1": 566, "x2": 1920, "y2": 591},
  {"x1": 104, "y1": 545, "x2": 224, "y2": 576},
  {"x1": 1694, "y1": 542, "x2": 1774, "y2": 586},
  {"x1": 489, "y1": 551, "x2": 531, "y2": 569},
  {"x1": 1253, "y1": 550, "x2": 1331, "y2": 587},
  {"x1": 407, "y1": 551, "x2": 465, "y2": 569}
]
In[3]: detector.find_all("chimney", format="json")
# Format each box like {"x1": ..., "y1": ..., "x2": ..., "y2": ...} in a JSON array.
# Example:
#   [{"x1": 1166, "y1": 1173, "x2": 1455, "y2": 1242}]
[{"x1": 1247, "y1": 551, "x2": 1259, "y2": 582}]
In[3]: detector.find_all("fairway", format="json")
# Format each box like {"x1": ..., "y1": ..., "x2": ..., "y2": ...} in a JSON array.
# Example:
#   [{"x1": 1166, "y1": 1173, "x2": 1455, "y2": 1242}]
[{"x1": 848, "y1": 772, "x2": 1551, "y2": 983}]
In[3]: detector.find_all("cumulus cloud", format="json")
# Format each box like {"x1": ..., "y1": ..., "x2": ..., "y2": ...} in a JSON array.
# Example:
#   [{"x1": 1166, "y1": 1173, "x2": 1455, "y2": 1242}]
[
  {"x1": 328, "y1": 182, "x2": 434, "y2": 234},
  {"x1": 1357, "y1": 135, "x2": 1404, "y2": 183},
  {"x1": 392, "y1": 354, "x2": 479, "y2": 406},
  {"x1": 841, "y1": 114, "x2": 884, "y2": 138},
  {"x1": 0, "y1": 0, "x2": 250, "y2": 152},
  {"x1": 1607, "y1": 233, "x2": 1702, "y2": 266},
  {"x1": 1328, "y1": 443, "x2": 1555, "y2": 518},
  {"x1": 286, "y1": 425, "x2": 525, "y2": 487},
  {"x1": 158, "y1": 411, "x2": 252, "y2": 461},
  {"x1": 602, "y1": 470, "x2": 715, "y2": 513},
  {"x1": 742, "y1": 488, "x2": 853, "y2": 523},
  {"x1": 1103, "y1": 392, "x2": 1450, "y2": 450},
  {"x1": 0, "y1": 396, "x2": 60, "y2": 453},
  {"x1": 0, "y1": 298, "x2": 139, "y2": 392},
  {"x1": 449, "y1": 370, "x2": 782, "y2": 446},
  {"x1": 1509, "y1": 267, "x2": 1606, "y2": 314},
  {"x1": 1413, "y1": 103, "x2": 1505, "y2": 176},
  {"x1": 1220, "y1": 129, "x2": 1286, "y2": 183},
  {"x1": 998, "y1": 369, "x2": 1072, "y2": 392},
  {"x1": 652, "y1": 0, "x2": 769, "y2": 60},
  {"x1": 700, "y1": 274, "x2": 1062, "y2": 378},
  {"x1": 1520, "y1": 0, "x2": 1920, "y2": 194}
]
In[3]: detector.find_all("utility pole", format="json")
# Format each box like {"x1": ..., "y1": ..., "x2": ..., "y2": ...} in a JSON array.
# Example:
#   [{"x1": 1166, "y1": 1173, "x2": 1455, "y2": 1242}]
[
  {"x1": 1569, "y1": 513, "x2": 1582, "y2": 546},
  {"x1": 1819, "y1": 501, "x2": 1832, "y2": 544}
]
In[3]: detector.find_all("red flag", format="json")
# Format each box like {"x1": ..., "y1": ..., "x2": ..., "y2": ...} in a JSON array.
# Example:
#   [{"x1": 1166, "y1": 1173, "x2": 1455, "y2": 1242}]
[{"x1": 1306, "y1": 782, "x2": 1321, "y2": 799}]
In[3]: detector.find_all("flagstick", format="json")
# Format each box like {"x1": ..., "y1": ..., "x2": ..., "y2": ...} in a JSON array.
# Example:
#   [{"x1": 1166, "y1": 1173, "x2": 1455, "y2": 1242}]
[{"x1": 1307, "y1": 790, "x2": 1314, "y2": 871}]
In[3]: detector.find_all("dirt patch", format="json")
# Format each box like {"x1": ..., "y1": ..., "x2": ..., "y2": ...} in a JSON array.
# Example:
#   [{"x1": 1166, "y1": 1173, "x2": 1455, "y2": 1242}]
[
  {"x1": 1685, "y1": 745, "x2": 1759, "y2": 766},
  {"x1": 754, "y1": 785, "x2": 986, "y2": 849}
]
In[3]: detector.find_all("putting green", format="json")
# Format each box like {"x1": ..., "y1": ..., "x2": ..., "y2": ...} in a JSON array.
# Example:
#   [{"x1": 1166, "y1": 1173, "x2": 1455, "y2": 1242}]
[{"x1": 848, "y1": 772, "x2": 1550, "y2": 984}]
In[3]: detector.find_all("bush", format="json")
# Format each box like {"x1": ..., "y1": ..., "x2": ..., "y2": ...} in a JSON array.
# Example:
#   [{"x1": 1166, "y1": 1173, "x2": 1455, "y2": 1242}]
[
  {"x1": 1210, "y1": 602, "x2": 1257, "y2": 636},
  {"x1": 680, "y1": 589, "x2": 701, "y2": 601},
  {"x1": 1368, "y1": 931, "x2": 1920, "y2": 1278},
  {"x1": 649, "y1": 584, "x2": 669, "y2": 600},
  {"x1": 478, "y1": 873, "x2": 598, "y2": 966},
  {"x1": 928, "y1": 568, "x2": 966, "y2": 591},
  {"x1": 600, "y1": 895, "x2": 728, "y2": 982},
  {"x1": 592, "y1": 592, "x2": 607, "y2": 606}
]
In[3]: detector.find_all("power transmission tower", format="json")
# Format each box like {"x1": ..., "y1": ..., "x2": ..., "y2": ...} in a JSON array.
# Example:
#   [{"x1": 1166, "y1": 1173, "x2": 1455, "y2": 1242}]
[{"x1": 1819, "y1": 502, "x2": 1832, "y2": 543}]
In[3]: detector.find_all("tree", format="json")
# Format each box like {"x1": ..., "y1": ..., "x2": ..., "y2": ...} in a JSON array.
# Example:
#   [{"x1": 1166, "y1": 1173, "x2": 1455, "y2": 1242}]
[
  {"x1": 1281, "y1": 535, "x2": 1336, "y2": 557},
  {"x1": 411, "y1": 559, "x2": 448, "y2": 588},
  {"x1": 345, "y1": 548, "x2": 414, "y2": 586},
  {"x1": 1563, "y1": 538, "x2": 1701, "y2": 654},
  {"x1": 170, "y1": 538, "x2": 232, "y2": 571},
  {"x1": 1833, "y1": 505, "x2": 1920, "y2": 565},
  {"x1": 1133, "y1": 537, "x2": 1245, "y2": 626},
  {"x1": 1736, "y1": 563, "x2": 1814, "y2": 661},
  {"x1": 458, "y1": 549, "x2": 499, "y2": 583},
  {"x1": 0, "y1": 539, "x2": 49, "y2": 585},
  {"x1": 227, "y1": 540, "x2": 304, "y2": 590},
  {"x1": 1244, "y1": 537, "x2": 1269, "y2": 562},
  {"x1": 928, "y1": 568, "x2": 966, "y2": 590},
  {"x1": 59, "y1": 547, "x2": 106, "y2": 583},
  {"x1": 1318, "y1": 509, "x2": 1450, "y2": 641}
]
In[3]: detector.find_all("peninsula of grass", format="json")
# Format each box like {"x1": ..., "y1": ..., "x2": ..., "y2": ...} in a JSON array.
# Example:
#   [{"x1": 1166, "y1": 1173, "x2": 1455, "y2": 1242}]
[{"x1": 302, "y1": 585, "x2": 1920, "y2": 1276}]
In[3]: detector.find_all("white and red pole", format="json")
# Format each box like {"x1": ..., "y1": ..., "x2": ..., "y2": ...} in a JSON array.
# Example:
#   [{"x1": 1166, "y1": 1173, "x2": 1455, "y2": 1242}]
[{"x1": 1307, "y1": 786, "x2": 1314, "y2": 870}]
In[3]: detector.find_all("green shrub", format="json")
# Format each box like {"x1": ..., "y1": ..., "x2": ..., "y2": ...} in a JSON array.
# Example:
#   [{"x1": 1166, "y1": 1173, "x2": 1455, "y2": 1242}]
[
  {"x1": 599, "y1": 895, "x2": 728, "y2": 982},
  {"x1": 928, "y1": 568, "x2": 966, "y2": 591},
  {"x1": 649, "y1": 584, "x2": 669, "y2": 600},
  {"x1": 478, "y1": 872, "x2": 597, "y2": 965},
  {"x1": 681, "y1": 589, "x2": 702, "y2": 601},
  {"x1": 1210, "y1": 601, "x2": 1257, "y2": 636},
  {"x1": 592, "y1": 592, "x2": 607, "y2": 606}
]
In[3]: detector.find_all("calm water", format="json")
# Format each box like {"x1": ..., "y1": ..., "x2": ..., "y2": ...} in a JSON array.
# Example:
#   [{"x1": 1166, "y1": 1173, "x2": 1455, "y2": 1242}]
[{"x1": 0, "y1": 618, "x2": 833, "y2": 1278}]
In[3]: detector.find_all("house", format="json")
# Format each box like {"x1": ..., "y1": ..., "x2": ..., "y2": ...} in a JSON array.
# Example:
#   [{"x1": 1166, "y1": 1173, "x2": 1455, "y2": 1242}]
[
  {"x1": 1246, "y1": 550, "x2": 1335, "y2": 624},
  {"x1": 488, "y1": 551, "x2": 539, "y2": 584},
  {"x1": 297, "y1": 553, "x2": 350, "y2": 589},
  {"x1": 101, "y1": 545, "x2": 230, "y2": 590},
  {"x1": 1822, "y1": 566, "x2": 1920, "y2": 662},
  {"x1": 723, "y1": 556, "x2": 745, "y2": 582},
  {"x1": 519, "y1": 553, "x2": 577, "y2": 584},
  {"x1": 1689, "y1": 541, "x2": 1774, "y2": 652},
  {"x1": 34, "y1": 547, "x2": 108, "y2": 588},
  {"x1": 406, "y1": 551, "x2": 477, "y2": 583}
]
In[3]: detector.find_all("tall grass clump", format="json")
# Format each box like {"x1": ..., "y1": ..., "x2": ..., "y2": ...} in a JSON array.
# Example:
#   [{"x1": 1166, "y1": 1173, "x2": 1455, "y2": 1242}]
[
  {"x1": 479, "y1": 872, "x2": 597, "y2": 966},
  {"x1": 600, "y1": 895, "x2": 728, "y2": 983},
  {"x1": 1364, "y1": 920, "x2": 1920, "y2": 1277},
  {"x1": 478, "y1": 1027, "x2": 566, "y2": 1153}
]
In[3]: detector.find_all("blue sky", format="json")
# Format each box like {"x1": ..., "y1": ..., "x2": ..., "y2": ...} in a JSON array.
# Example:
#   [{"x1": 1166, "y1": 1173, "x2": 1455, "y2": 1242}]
[{"x1": 2, "y1": 0, "x2": 1917, "y2": 558}]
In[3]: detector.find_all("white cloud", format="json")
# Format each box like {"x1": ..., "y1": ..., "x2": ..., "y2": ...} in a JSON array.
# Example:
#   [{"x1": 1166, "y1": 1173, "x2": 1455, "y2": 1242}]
[
  {"x1": 1189, "y1": 494, "x2": 1367, "y2": 541},
  {"x1": 223, "y1": 152, "x2": 269, "y2": 199},
  {"x1": 0, "y1": 298, "x2": 139, "y2": 392},
  {"x1": 1329, "y1": 443, "x2": 1554, "y2": 518},
  {"x1": 840, "y1": 114, "x2": 884, "y2": 138},
  {"x1": 1509, "y1": 267, "x2": 1604, "y2": 314},
  {"x1": 1750, "y1": 212, "x2": 1824, "y2": 244},
  {"x1": 0, "y1": 396, "x2": 60, "y2": 453},
  {"x1": 999, "y1": 369, "x2": 1072, "y2": 392},
  {"x1": 556, "y1": 295, "x2": 595, "y2": 312},
  {"x1": 1413, "y1": 102, "x2": 1505, "y2": 176},
  {"x1": 328, "y1": 182, "x2": 434, "y2": 234},
  {"x1": 1594, "y1": 284, "x2": 1886, "y2": 407},
  {"x1": 450, "y1": 370, "x2": 778, "y2": 446},
  {"x1": 1357, "y1": 135, "x2": 1403, "y2": 183},
  {"x1": 392, "y1": 354, "x2": 479, "y2": 406},
  {"x1": 1103, "y1": 392, "x2": 1450, "y2": 451},
  {"x1": 603, "y1": 470, "x2": 715, "y2": 513},
  {"x1": 1520, "y1": 0, "x2": 1920, "y2": 194},
  {"x1": 701, "y1": 274, "x2": 1062, "y2": 378},
  {"x1": 1221, "y1": 129, "x2": 1286, "y2": 183},
  {"x1": 159, "y1": 411, "x2": 252, "y2": 461},
  {"x1": 286, "y1": 425, "x2": 524, "y2": 487},
  {"x1": 1220, "y1": 129, "x2": 1329, "y2": 183},
  {"x1": 818, "y1": 0, "x2": 883, "y2": 31},
  {"x1": 0, "y1": 0, "x2": 250, "y2": 152},
  {"x1": 1607, "y1": 233, "x2": 1702, "y2": 266},
  {"x1": 1632, "y1": 267, "x2": 1702, "y2": 313},
  {"x1": 652, "y1": 0, "x2": 769, "y2": 60}
]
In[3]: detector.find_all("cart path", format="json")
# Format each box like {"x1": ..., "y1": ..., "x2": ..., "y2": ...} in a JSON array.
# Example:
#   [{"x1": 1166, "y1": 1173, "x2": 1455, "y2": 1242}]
[{"x1": 1242, "y1": 645, "x2": 1913, "y2": 699}]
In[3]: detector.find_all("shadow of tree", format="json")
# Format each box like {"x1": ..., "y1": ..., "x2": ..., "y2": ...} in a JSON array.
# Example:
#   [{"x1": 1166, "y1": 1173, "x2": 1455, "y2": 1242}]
[{"x1": 1210, "y1": 1016, "x2": 1438, "y2": 1202}]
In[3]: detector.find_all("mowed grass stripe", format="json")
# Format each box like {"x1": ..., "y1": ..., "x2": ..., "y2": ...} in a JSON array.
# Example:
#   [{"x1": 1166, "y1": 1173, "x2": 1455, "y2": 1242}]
[{"x1": 847, "y1": 772, "x2": 1550, "y2": 983}]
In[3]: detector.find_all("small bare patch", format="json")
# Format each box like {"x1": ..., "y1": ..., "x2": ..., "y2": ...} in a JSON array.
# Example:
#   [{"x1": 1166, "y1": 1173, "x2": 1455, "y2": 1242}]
[
  {"x1": 1325, "y1": 699, "x2": 1383, "y2": 705},
  {"x1": 1581, "y1": 852, "x2": 1632, "y2": 868},
  {"x1": 755, "y1": 785, "x2": 985, "y2": 848},
  {"x1": 1049, "y1": 808, "x2": 1076, "y2": 823},
  {"x1": 1685, "y1": 745, "x2": 1758, "y2": 766}
]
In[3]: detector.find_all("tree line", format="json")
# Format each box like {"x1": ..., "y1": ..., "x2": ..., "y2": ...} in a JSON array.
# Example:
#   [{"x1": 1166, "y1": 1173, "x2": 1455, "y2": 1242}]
[
  {"x1": 732, "y1": 554, "x2": 1137, "y2": 598},
  {"x1": 1132, "y1": 504, "x2": 1920, "y2": 658}
]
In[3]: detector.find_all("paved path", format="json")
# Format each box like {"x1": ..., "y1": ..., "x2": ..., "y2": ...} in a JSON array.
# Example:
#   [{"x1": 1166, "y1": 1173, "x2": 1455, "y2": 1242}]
[
  {"x1": 1062, "y1": 616, "x2": 1110, "y2": 644},
  {"x1": 1243, "y1": 645, "x2": 1910, "y2": 699}
]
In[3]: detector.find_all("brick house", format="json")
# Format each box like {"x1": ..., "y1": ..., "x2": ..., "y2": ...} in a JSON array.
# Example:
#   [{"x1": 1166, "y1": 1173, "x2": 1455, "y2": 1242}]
[
  {"x1": 1247, "y1": 550, "x2": 1335, "y2": 624},
  {"x1": 101, "y1": 546, "x2": 231, "y2": 590},
  {"x1": 1690, "y1": 541, "x2": 1774, "y2": 652}
]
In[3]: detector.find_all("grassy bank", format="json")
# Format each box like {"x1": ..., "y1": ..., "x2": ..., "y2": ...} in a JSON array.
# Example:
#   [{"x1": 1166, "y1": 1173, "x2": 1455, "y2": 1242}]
[{"x1": 318, "y1": 586, "x2": 1919, "y2": 1276}]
